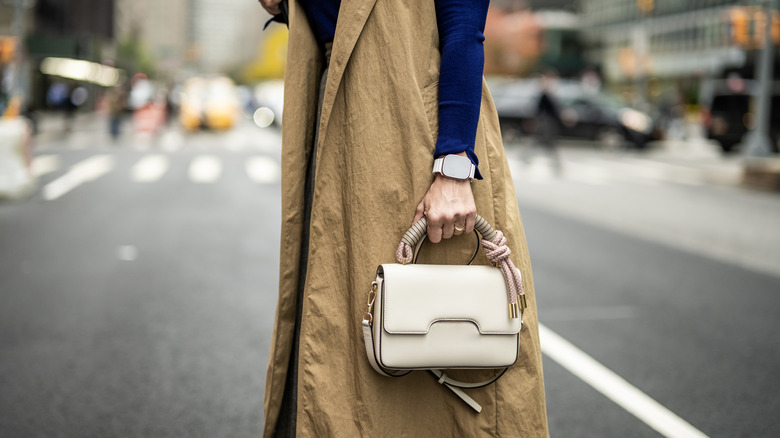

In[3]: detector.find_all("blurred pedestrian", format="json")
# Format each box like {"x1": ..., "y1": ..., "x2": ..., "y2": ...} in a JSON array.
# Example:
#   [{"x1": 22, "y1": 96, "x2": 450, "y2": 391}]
[
  {"x1": 531, "y1": 70, "x2": 563, "y2": 172},
  {"x1": 659, "y1": 88, "x2": 685, "y2": 141},
  {"x1": 106, "y1": 84, "x2": 127, "y2": 141},
  {"x1": 258, "y1": 1, "x2": 548, "y2": 437},
  {"x1": 62, "y1": 82, "x2": 79, "y2": 133}
]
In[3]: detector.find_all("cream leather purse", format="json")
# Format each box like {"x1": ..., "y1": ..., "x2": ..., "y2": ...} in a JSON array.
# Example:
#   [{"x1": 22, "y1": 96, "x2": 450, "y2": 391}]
[{"x1": 361, "y1": 215, "x2": 526, "y2": 412}]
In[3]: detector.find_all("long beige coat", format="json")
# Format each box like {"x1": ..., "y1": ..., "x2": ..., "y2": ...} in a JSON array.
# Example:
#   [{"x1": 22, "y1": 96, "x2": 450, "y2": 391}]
[{"x1": 263, "y1": 1, "x2": 549, "y2": 436}]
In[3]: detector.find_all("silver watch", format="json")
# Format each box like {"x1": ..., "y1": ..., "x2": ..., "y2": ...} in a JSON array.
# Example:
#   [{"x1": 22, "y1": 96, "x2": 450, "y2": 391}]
[{"x1": 432, "y1": 155, "x2": 475, "y2": 181}]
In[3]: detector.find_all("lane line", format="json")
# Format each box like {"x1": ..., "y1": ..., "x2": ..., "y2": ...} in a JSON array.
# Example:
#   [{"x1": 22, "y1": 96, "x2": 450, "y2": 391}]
[
  {"x1": 188, "y1": 155, "x2": 222, "y2": 183},
  {"x1": 539, "y1": 323, "x2": 709, "y2": 438},
  {"x1": 42, "y1": 155, "x2": 114, "y2": 201},
  {"x1": 31, "y1": 154, "x2": 60, "y2": 177},
  {"x1": 245, "y1": 156, "x2": 280, "y2": 184},
  {"x1": 132, "y1": 154, "x2": 169, "y2": 183}
]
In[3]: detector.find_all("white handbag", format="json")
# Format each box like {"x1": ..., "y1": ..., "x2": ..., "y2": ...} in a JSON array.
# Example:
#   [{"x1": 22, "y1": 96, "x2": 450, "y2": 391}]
[{"x1": 361, "y1": 215, "x2": 527, "y2": 412}]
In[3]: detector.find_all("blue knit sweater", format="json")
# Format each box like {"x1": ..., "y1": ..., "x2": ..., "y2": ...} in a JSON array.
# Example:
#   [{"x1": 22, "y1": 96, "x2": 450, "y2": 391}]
[{"x1": 300, "y1": 0, "x2": 489, "y2": 178}]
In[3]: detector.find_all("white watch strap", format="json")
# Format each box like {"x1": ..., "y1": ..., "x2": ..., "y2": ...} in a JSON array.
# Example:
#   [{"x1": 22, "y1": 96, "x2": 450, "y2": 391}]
[
  {"x1": 432, "y1": 155, "x2": 475, "y2": 181},
  {"x1": 432, "y1": 157, "x2": 445, "y2": 175}
]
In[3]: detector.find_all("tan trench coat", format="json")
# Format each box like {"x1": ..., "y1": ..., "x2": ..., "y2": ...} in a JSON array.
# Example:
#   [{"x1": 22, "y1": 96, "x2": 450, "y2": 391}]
[{"x1": 263, "y1": 1, "x2": 549, "y2": 436}]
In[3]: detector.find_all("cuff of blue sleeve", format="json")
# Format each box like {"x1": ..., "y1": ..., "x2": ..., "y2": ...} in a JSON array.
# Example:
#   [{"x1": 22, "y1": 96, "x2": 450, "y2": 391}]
[{"x1": 465, "y1": 149, "x2": 483, "y2": 180}]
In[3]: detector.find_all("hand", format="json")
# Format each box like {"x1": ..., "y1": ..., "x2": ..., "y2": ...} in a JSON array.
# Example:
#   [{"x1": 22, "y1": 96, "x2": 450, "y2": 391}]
[
  {"x1": 413, "y1": 173, "x2": 477, "y2": 244},
  {"x1": 259, "y1": 0, "x2": 282, "y2": 15}
]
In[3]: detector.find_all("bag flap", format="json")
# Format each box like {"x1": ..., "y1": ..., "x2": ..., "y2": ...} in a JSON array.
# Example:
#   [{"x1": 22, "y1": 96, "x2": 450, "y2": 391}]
[{"x1": 379, "y1": 263, "x2": 521, "y2": 335}]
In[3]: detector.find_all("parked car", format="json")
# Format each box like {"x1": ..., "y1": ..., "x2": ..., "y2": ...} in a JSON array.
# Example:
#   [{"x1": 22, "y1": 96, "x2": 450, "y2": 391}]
[
  {"x1": 491, "y1": 78, "x2": 657, "y2": 149},
  {"x1": 699, "y1": 78, "x2": 780, "y2": 153}
]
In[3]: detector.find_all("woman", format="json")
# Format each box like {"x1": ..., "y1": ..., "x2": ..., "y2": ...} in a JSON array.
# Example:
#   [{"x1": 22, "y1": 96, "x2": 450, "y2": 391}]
[{"x1": 259, "y1": 1, "x2": 548, "y2": 436}]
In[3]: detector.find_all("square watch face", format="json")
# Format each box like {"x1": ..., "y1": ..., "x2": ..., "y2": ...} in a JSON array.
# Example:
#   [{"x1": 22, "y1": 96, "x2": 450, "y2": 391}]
[{"x1": 442, "y1": 155, "x2": 472, "y2": 179}]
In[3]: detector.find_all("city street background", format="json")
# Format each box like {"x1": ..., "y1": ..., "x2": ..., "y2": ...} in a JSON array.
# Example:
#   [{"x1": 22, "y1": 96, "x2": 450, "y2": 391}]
[
  {"x1": 2, "y1": 114, "x2": 779, "y2": 436},
  {"x1": 3, "y1": 0, "x2": 780, "y2": 437}
]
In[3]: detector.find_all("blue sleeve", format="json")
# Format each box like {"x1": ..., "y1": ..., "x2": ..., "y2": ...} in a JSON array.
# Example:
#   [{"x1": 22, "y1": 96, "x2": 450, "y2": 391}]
[{"x1": 433, "y1": 0, "x2": 490, "y2": 180}]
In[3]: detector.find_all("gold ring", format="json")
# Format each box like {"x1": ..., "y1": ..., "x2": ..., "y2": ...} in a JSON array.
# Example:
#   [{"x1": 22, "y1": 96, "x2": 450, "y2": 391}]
[{"x1": 454, "y1": 225, "x2": 465, "y2": 232}]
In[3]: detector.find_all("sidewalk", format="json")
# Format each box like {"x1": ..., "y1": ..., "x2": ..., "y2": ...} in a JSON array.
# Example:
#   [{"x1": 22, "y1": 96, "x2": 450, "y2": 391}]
[
  {"x1": 512, "y1": 121, "x2": 772, "y2": 190},
  {"x1": 507, "y1": 123, "x2": 780, "y2": 278},
  {"x1": 647, "y1": 122, "x2": 780, "y2": 190},
  {"x1": 646, "y1": 122, "x2": 743, "y2": 184}
]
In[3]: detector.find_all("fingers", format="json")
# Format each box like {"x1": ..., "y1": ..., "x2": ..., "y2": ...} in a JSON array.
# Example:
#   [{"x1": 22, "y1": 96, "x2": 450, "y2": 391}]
[
  {"x1": 413, "y1": 201, "x2": 425, "y2": 226},
  {"x1": 452, "y1": 214, "x2": 466, "y2": 236},
  {"x1": 426, "y1": 211, "x2": 460, "y2": 243},
  {"x1": 414, "y1": 196, "x2": 440, "y2": 241},
  {"x1": 259, "y1": 0, "x2": 282, "y2": 15},
  {"x1": 441, "y1": 220, "x2": 455, "y2": 240},
  {"x1": 415, "y1": 174, "x2": 477, "y2": 243},
  {"x1": 427, "y1": 218, "x2": 443, "y2": 243},
  {"x1": 464, "y1": 212, "x2": 476, "y2": 235}
]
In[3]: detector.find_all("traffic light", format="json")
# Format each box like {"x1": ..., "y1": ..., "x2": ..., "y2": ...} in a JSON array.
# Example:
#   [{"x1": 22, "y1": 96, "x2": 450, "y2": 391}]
[
  {"x1": 731, "y1": 7, "x2": 750, "y2": 47},
  {"x1": 0, "y1": 37, "x2": 16, "y2": 63},
  {"x1": 730, "y1": 6, "x2": 780, "y2": 48},
  {"x1": 637, "y1": 0, "x2": 654, "y2": 15}
]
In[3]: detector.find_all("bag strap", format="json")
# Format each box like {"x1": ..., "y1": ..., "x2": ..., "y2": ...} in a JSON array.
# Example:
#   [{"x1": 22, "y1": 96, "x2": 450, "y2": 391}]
[
  {"x1": 361, "y1": 215, "x2": 526, "y2": 412},
  {"x1": 362, "y1": 319, "x2": 502, "y2": 413},
  {"x1": 396, "y1": 215, "x2": 526, "y2": 319},
  {"x1": 397, "y1": 215, "x2": 496, "y2": 262}
]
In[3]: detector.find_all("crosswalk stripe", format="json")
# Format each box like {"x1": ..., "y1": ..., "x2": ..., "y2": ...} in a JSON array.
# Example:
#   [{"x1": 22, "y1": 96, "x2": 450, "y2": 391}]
[
  {"x1": 245, "y1": 156, "x2": 280, "y2": 183},
  {"x1": 132, "y1": 154, "x2": 169, "y2": 183},
  {"x1": 42, "y1": 155, "x2": 114, "y2": 201},
  {"x1": 188, "y1": 155, "x2": 222, "y2": 183},
  {"x1": 31, "y1": 154, "x2": 60, "y2": 177}
]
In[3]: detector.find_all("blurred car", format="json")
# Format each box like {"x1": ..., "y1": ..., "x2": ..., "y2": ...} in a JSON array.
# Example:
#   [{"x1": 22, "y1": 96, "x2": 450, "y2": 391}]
[
  {"x1": 700, "y1": 78, "x2": 780, "y2": 153},
  {"x1": 179, "y1": 76, "x2": 240, "y2": 131},
  {"x1": 491, "y1": 78, "x2": 656, "y2": 149}
]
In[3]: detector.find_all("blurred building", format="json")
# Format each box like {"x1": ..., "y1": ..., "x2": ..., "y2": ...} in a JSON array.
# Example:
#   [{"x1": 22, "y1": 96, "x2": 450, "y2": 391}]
[
  {"x1": 191, "y1": 0, "x2": 268, "y2": 74},
  {"x1": 581, "y1": 0, "x2": 780, "y2": 102},
  {"x1": 114, "y1": 0, "x2": 190, "y2": 78},
  {"x1": 29, "y1": 0, "x2": 114, "y2": 59},
  {"x1": 23, "y1": 0, "x2": 116, "y2": 109},
  {"x1": 0, "y1": 2, "x2": 32, "y2": 117},
  {"x1": 486, "y1": 1, "x2": 587, "y2": 77},
  {"x1": 493, "y1": 0, "x2": 578, "y2": 11},
  {"x1": 114, "y1": 0, "x2": 270, "y2": 78}
]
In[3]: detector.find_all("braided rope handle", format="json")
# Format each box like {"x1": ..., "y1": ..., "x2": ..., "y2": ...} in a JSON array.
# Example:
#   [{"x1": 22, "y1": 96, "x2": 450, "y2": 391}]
[{"x1": 394, "y1": 215, "x2": 526, "y2": 318}]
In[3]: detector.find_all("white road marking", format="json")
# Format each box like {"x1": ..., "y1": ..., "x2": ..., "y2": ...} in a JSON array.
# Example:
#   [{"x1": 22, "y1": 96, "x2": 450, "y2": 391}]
[
  {"x1": 116, "y1": 245, "x2": 138, "y2": 261},
  {"x1": 31, "y1": 154, "x2": 60, "y2": 177},
  {"x1": 132, "y1": 154, "x2": 169, "y2": 183},
  {"x1": 581, "y1": 157, "x2": 705, "y2": 186},
  {"x1": 539, "y1": 323, "x2": 709, "y2": 438},
  {"x1": 245, "y1": 156, "x2": 280, "y2": 183},
  {"x1": 158, "y1": 130, "x2": 184, "y2": 152},
  {"x1": 42, "y1": 155, "x2": 114, "y2": 201},
  {"x1": 188, "y1": 155, "x2": 222, "y2": 183}
]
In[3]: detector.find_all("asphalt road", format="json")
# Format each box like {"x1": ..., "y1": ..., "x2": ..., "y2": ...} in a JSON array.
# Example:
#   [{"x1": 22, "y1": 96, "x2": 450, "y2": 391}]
[
  {"x1": 524, "y1": 204, "x2": 780, "y2": 437},
  {"x1": 1, "y1": 124, "x2": 779, "y2": 437},
  {"x1": 1, "y1": 128, "x2": 282, "y2": 437}
]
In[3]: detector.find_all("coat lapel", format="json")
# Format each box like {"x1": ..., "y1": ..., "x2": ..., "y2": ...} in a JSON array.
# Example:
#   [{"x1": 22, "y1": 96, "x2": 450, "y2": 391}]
[{"x1": 316, "y1": 0, "x2": 379, "y2": 147}]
